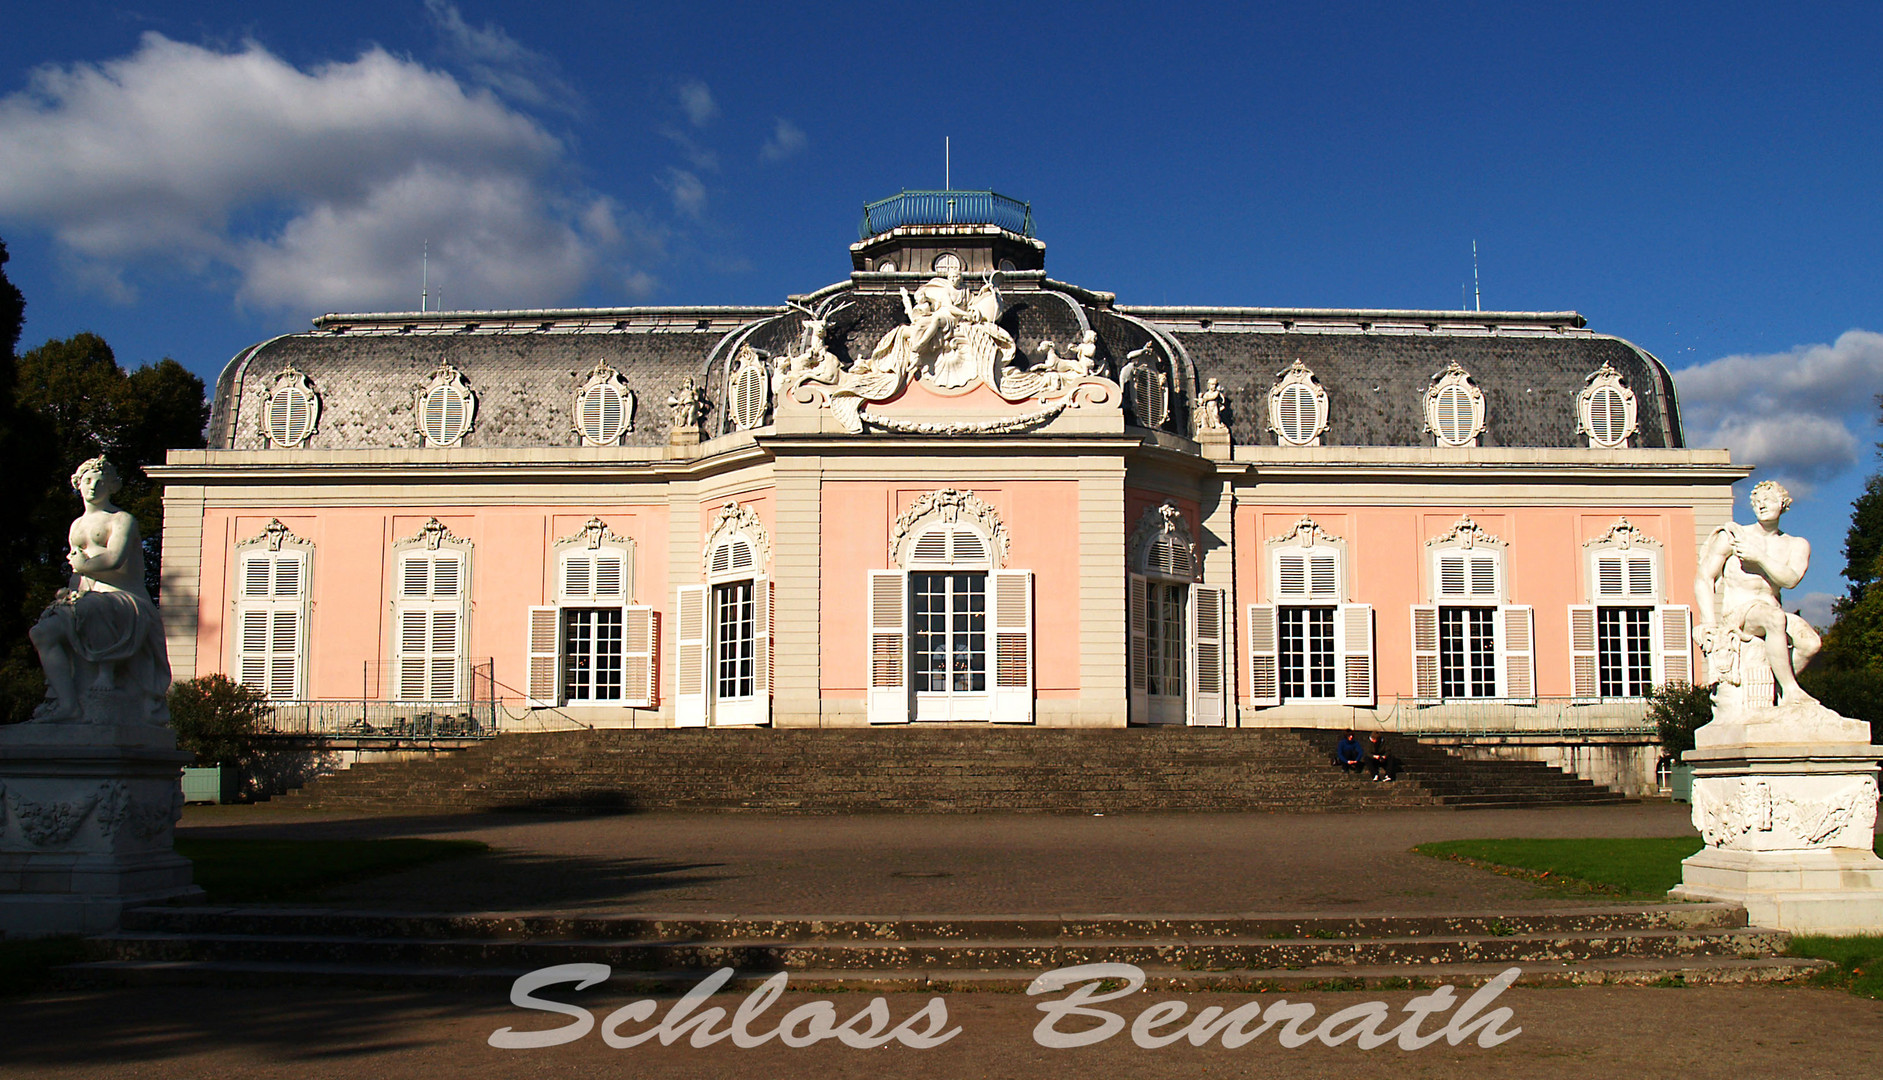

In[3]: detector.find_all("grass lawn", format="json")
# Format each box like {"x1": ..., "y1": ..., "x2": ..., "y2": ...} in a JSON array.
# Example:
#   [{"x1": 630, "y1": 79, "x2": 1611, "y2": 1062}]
[
  {"x1": 173, "y1": 837, "x2": 489, "y2": 903},
  {"x1": 1414, "y1": 835, "x2": 1883, "y2": 1000}
]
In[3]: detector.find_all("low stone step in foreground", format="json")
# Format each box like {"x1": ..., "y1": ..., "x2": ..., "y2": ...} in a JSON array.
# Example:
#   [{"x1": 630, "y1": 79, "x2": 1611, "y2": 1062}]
[
  {"x1": 62, "y1": 903, "x2": 1825, "y2": 991},
  {"x1": 273, "y1": 728, "x2": 1631, "y2": 814}
]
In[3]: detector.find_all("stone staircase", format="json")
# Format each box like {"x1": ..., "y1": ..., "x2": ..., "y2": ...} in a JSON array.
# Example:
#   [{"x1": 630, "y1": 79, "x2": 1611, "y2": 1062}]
[
  {"x1": 270, "y1": 728, "x2": 1629, "y2": 814},
  {"x1": 64, "y1": 903, "x2": 1823, "y2": 990}
]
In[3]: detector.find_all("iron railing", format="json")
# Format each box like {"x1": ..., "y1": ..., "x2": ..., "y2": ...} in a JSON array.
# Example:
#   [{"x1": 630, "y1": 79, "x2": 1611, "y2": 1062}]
[
  {"x1": 260, "y1": 698, "x2": 499, "y2": 738},
  {"x1": 1382, "y1": 695, "x2": 1653, "y2": 736},
  {"x1": 859, "y1": 190, "x2": 1034, "y2": 239}
]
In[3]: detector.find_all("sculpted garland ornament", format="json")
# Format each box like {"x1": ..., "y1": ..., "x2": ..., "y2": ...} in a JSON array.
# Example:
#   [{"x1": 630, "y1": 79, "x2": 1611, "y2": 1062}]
[{"x1": 701, "y1": 501, "x2": 771, "y2": 575}]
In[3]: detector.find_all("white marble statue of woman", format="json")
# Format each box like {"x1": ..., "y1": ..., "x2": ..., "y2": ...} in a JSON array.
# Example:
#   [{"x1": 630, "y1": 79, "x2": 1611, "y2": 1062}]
[{"x1": 29, "y1": 456, "x2": 172, "y2": 724}]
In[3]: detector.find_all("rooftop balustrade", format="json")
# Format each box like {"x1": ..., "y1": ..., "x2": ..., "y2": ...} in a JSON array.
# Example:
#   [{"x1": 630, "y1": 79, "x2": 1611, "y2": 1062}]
[{"x1": 859, "y1": 190, "x2": 1034, "y2": 239}]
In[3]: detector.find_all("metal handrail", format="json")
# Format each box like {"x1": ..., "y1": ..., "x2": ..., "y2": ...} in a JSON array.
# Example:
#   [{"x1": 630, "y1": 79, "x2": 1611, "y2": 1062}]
[
  {"x1": 260, "y1": 699, "x2": 498, "y2": 738},
  {"x1": 859, "y1": 190, "x2": 1034, "y2": 239},
  {"x1": 1383, "y1": 695, "x2": 1653, "y2": 736}
]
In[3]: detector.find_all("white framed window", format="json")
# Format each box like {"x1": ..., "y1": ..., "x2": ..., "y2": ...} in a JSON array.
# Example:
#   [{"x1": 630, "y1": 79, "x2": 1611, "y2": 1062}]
[
  {"x1": 1249, "y1": 518, "x2": 1373, "y2": 708},
  {"x1": 1415, "y1": 516, "x2": 1532, "y2": 701},
  {"x1": 525, "y1": 520, "x2": 655, "y2": 709},
  {"x1": 392, "y1": 519, "x2": 471, "y2": 702},
  {"x1": 870, "y1": 489, "x2": 1032, "y2": 725},
  {"x1": 728, "y1": 346, "x2": 771, "y2": 431},
  {"x1": 1570, "y1": 518, "x2": 1689, "y2": 697},
  {"x1": 415, "y1": 362, "x2": 476, "y2": 447},
  {"x1": 261, "y1": 367, "x2": 320, "y2": 449},
  {"x1": 1267, "y1": 360, "x2": 1329, "y2": 446},
  {"x1": 1125, "y1": 343, "x2": 1169, "y2": 430},
  {"x1": 1127, "y1": 500, "x2": 1227, "y2": 725},
  {"x1": 676, "y1": 502, "x2": 774, "y2": 727},
  {"x1": 573, "y1": 361, "x2": 634, "y2": 446},
  {"x1": 233, "y1": 520, "x2": 312, "y2": 700},
  {"x1": 1424, "y1": 361, "x2": 1486, "y2": 447},
  {"x1": 1577, "y1": 363, "x2": 1638, "y2": 448}
]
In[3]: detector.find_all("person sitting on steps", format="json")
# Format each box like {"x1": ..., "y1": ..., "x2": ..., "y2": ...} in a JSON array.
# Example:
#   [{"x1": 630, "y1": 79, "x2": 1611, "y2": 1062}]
[
  {"x1": 1366, "y1": 734, "x2": 1400, "y2": 782},
  {"x1": 1334, "y1": 731, "x2": 1364, "y2": 775}
]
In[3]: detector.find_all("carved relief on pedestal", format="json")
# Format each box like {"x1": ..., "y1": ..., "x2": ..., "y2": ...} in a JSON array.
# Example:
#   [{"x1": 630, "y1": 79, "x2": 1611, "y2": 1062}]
[
  {"x1": 1691, "y1": 775, "x2": 1878, "y2": 850},
  {"x1": 5, "y1": 786, "x2": 101, "y2": 847}
]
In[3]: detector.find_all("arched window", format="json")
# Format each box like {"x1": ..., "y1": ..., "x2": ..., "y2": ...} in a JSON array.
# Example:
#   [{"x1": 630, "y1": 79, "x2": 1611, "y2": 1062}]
[
  {"x1": 261, "y1": 367, "x2": 320, "y2": 448},
  {"x1": 1569, "y1": 518, "x2": 1689, "y2": 699},
  {"x1": 675, "y1": 502, "x2": 773, "y2": 728},
  {"x1": 573, "y1": 361, "x2": 634, "y2": 446},
  {"x1": 415, "y1": 362, "x2": 476, "y2": 447},
  {"x1": 1424, "y1": 361, "x2": 1485, "y2": 448},
  {"x1": 1267, "y1": 360, "x2": 1329, "y2": 446},
  {"x1": 1414, "y1": 517, "x2": 1532, "y2": 702},
  {"x1": 1577, "y1": 363, "x2": 1639, "y2": 448},
  {"x1": 728, "y1": 346, "x2": 772, "y2": 431},
  {"x1": 870, "y1": 489, "x2": 1033, "y2": 725},
  {"x1": 1126, "y1": 501, "x2": 1225, "y2": 726}
]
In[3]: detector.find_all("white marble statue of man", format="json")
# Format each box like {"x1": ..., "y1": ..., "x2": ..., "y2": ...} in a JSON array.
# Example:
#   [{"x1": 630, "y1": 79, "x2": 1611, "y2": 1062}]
[
  {"x1": 1693, "y1": 479, "x2": 1821, "y2": 707},
  {"x1": 29, "y1": 456, "x2": 172, "y2": 724}
]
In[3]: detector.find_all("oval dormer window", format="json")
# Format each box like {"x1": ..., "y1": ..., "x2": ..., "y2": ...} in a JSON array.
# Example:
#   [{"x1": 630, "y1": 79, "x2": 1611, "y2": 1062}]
[
  {"x1": 1423, "y1": 361, "x2": 1485, "y2": 448},
  {"x1": 416, "y1": 362, "x2": 476, "y2": 447},
  {"x1": 262, "y1": 367, "x2": 320, "y2": 448},
  {"x1": 1577, "y1": 363, "x2": 1638, "y2": 449},
  {"x1": 728, "y1": 347, "x2": 771, "y2": 431},
  {"x1": 573, "y1": 361, "x2": 634, "y2": 446}
]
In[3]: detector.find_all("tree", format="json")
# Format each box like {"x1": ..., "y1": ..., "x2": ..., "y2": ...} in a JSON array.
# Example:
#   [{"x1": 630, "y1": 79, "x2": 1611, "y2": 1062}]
[
  {"x1": 169, "y1": 674, "x2": 272, "y2": 770},
  {"x1": 1820, "y1": 396, "x2": 1883, "y2": 673}
]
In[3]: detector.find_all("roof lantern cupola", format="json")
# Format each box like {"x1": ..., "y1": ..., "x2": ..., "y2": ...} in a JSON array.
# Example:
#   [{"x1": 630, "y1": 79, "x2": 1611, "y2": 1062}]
[{"x1": 850, "y1": 189, "x2": 1046, "y2": 280}]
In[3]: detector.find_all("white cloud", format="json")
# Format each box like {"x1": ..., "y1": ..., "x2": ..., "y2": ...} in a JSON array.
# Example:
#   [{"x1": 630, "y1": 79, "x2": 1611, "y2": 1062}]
[
  {"x1": 1675, "y1": 329, "x2": 1883, "y2": 491},
  {"x1": 761, "y1": 118, "x2": 807, "y2": 161},
  {"x1": 677, "y1": 79, "x2": 718, "y2": 127},
  {"x1": 662, "y1": 168, "x2": 707, "y2": 219},
  {"x1": 1794, "y1": 591, "x2": 1838, "y2": 631},
  {"x1": 0, "y1": 32, "x2": 630, "y2": 312},
  {"x1": 425, "y1": 0, "x2": 581, "y2": 113}
]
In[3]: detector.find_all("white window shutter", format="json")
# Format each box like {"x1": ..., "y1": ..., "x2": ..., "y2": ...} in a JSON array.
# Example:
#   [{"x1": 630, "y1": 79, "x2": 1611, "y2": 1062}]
[
  {"x1": 1412, "y1": 605, "x2": 1441, "y2": 699},
  {"x1": 1496, "y1": 605, "x2": 1535, "y2": 701},
  {"x1": 1309, "y1": 556, "x2": 1338, "y2": 599},
  {"x1": 428, "y1": 610, "x2": 461, "y2": 699},
  {"x1": 1437, "y1": 556, "x2": 1466, "y2": 598},
  {"x1": 525, "y1": 606, "x2": 561, "y2": 707},
  {"x1": 396, "y1": 608, "x2": 430, "y2": 701},
  {"x1": 1187, "y1": 585, "x2": 1226, "y2": 726},
  {"x1": 237, "y1": 608, "x2": 270, "y2": 691},
  {"x1": 674, "y1": 585, "x2": 709, "y2": 727},
  {"x1": 1334, "y1": 603, "x2": 1375, "y2": 707},
  {"x1": 1628, "y1": 556, "x2": 1655, "y2": 599},
  {"x1": 1129, "y1": 573, "x2": 1151, "y2": 717},
  {"x1": 867, "y1": 570, "x2": 910, "y2": 724},
  {"x1": 754, "y1": 577, "x2": 774, "y2": 703},
  {"x1": 1276, "y1": 555, "x2": 1306, "y2": 600},
  {"x1": 1247, "y1": 602, "x2": 1280, "y2": 707},
  {"x1": 621, "y1": 605, "x2": 658, "y2": 707},
  {"x1": 1653, "y1": 605, "x2": 1693, "y2": 687},
  {"x1": 991, "y1": 570, "x2": 1035, "y2": 723},
  {"x1": 267, "y1": 610, "x2": 300, "y2": 699},
  {"x1": 1568, "y1": 605, "x2": 1599, "y2": 697}
]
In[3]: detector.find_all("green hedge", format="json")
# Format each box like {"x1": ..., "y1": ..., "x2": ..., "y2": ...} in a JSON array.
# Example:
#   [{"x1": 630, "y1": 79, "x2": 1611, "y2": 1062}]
[{"x1": 1798, "y1": 667, "x2": 1883, "y2": 744}]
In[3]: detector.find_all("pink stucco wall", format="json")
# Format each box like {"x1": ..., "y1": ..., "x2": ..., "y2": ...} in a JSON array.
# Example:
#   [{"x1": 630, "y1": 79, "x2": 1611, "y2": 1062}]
[
  {"x1": 1235, "y1": 505, "x2": 1698, "y2": 701},
  {"x1": 820, "y1": 480, "x2": 1082, "y2": 699},
  {"x1": 198, "y1": 506, "x2": 669, "y2": 703}
]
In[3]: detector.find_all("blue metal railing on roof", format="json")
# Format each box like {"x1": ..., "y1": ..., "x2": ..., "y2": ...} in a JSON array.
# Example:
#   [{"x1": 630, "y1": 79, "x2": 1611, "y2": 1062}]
[{"x1": 859, "y1": 190, "x2": 1034, "y2": 239}]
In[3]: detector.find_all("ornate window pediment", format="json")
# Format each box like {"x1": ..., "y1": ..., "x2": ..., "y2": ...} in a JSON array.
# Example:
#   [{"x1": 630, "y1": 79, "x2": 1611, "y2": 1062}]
[
  {"x1": 555, "y1": 518, "x2": 634, "y2": 602},
  {"x1": 1425, "y1": 516, "x2": 1505, "y2": 602},
  {"x1": 261, "y1": 366, "x2": 320, "y2": 448},
  {"x1": 1129, "y1": 500, "x2": 1197, "y2": 581},
  {"x1": 1424, "y1": 361, "x2": 1485, "y2": 447},
  {"x1": 573, "y1": 360, "x2": 634, "y2": 446},
  {"x1": 1584, "y1": 518, "x2": 1661, "y2": 601},
  {"x1": 236, "y1": 518, "x2": 310, "y2": 554},
  {"x1": 1266, "y1": 517, "x2": 1345, "y2": 602},
  {"x1": 1577, "y1": 363, "x2": 1638, "y2": 448},
  {"x1": 415, "y1": 361, "x2": 476, "y2": 447},
  {"x1": 396, "y1": 517, "x2": 472, "y2": 553},
  {"x1": 891, "y1": 489, "x2": 1010, "y2": 569},
  {"x1": 1267, "y1": 360, "x2": 1328, "y2": 446},
  {"x1": 703, "y1": 501, "x2": 771, "y2": 580}
]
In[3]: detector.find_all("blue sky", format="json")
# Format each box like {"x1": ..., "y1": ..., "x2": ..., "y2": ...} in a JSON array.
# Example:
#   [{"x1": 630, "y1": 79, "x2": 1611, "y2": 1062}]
[{"x1": 2, "y1": 1, "x2": 1880, "y2": 615}]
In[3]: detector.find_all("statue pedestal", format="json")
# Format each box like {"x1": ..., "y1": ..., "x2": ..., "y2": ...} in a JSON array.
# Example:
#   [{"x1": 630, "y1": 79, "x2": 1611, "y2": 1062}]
[
  {"x1": 1670, "y1": 728, "x2": 1883, "y2": 934},
  {"x1": 669, "y1": 425, "x2": 701, "y2": 447},
  {"x1": 0, "y1": 723, "x2": 201, "y2": 937}
]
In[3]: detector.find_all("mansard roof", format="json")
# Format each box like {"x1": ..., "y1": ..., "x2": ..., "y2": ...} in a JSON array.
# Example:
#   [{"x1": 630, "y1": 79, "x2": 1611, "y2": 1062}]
[{"x1": 208, "y1": 280, "x2": 1682, "y2": 451}]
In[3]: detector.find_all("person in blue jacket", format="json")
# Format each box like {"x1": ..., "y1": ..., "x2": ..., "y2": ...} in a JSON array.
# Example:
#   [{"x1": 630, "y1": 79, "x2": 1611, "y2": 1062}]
[{"x1": 1334, "y1": 731, "x2": 1364, "y2": 775}]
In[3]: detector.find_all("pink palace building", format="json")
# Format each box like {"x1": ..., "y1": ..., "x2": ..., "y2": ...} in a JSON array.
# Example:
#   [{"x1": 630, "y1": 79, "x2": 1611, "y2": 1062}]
[{"x1": 150, "y1": 192, "x2": 1743, "y2": 793}]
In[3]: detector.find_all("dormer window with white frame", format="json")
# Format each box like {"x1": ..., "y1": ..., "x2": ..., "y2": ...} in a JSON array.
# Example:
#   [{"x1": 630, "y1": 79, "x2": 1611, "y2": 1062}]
[
  {"x1": 1125, "y1": 501, "x2": 1226, "y2": 727},
  {"x1": 1413, "y1": 517, "x2": 1533, "y2": 702},
  {"x1": 1267, "y1": 360, "x2": 1329, "y2": 446},
  {"x1": 392, "y1": 518, "x2": 472, "y2": 703},
  {"x1": 1247, "y1": 518, "x2": 1374, "y2": 709},
  {"x1": 573, "y1": 360, "x2": 635, "y2": 446},
  {"x1": 525, "y1": 518, "x2": 656, "y2": 710},
  {"x1": 416, "y1": 361, "x2": 476, "y2": 447},
  {"x1": 1577, "y1": 363, "x2": 1639, "y2": 449},
  {"x1": 727, "y1": 345, "x2": 772, "y2": 431},
  {"x1": 1424, "y1": 360, "x2": 1486, "y2": 448},
  {"x1": 868, "y1": 489, "x2": 1034, "y2": 726},
  {"x1": 1124, "y1": 343, "x2": 1169, "y2": 430},
  {"x1": 1569, "y1": 518, "x2": 1690, "y2": 699},
  {"x1": 261, "y1": 366, "x2": 320, "y2": 449},
  {"x1": 233, "y1": 519, "x2": 312, "y2": 700},
  {"x1": 676, "y1": 502, "x2": 774, "y2": 728}
]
